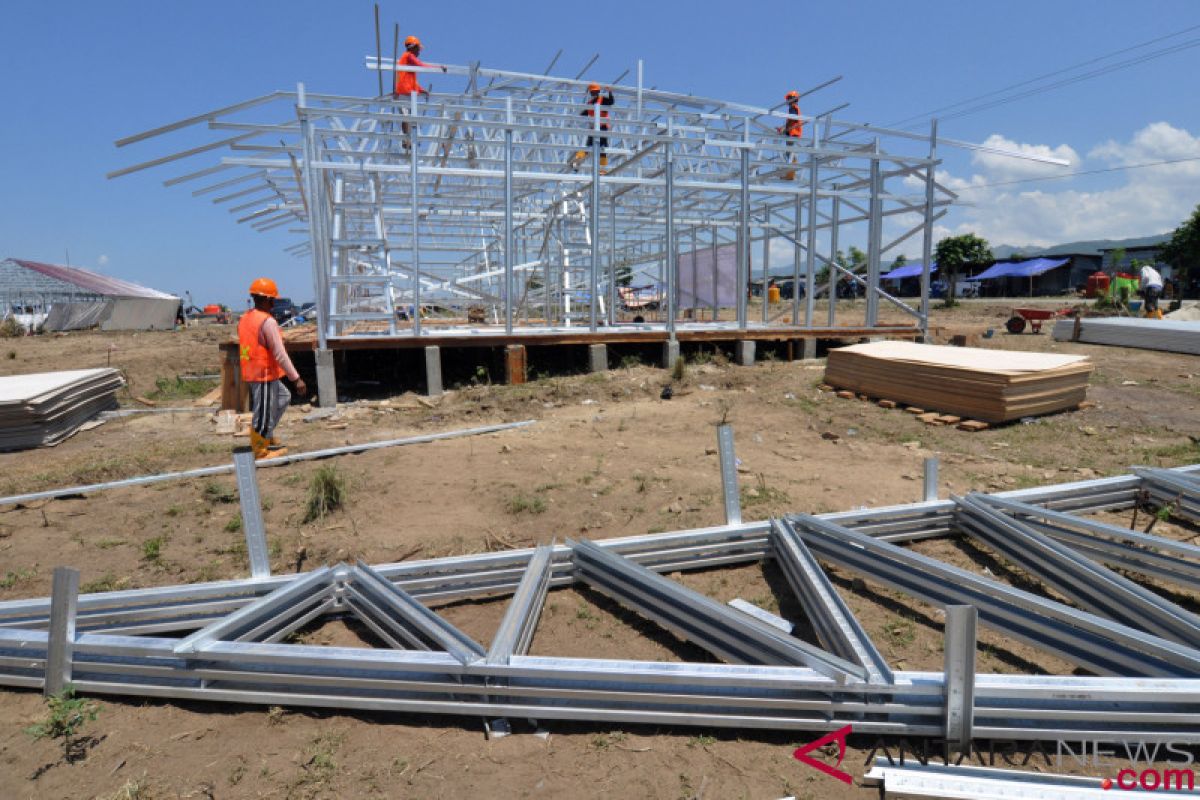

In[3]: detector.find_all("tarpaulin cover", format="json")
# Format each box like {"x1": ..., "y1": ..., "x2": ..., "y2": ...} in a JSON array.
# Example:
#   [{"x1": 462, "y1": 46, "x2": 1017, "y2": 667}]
[
  {"x1": 678, "y1": 242, "x2": 738, "y2": 308},
  {"x1": 965, "y1": 258, "x2": 1069, "y2": 281},
  {"x1": 882, "y1": 263, "x2": 936, "y2": 280}
]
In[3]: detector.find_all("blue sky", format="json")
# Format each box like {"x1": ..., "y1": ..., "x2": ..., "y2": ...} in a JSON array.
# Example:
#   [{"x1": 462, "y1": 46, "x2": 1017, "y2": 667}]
[{"x1": 1, "y1": 1, "x2": 1198, "y2": 304}]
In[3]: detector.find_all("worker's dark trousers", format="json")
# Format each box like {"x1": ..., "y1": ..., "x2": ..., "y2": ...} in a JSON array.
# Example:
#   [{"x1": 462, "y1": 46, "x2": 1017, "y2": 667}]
[
  {"x1": 1143, "y1": 286, "x2": 1161, "y2": 312},
  {"x1": 249, "y1": 379, "x2": 292, "y2": 439}
]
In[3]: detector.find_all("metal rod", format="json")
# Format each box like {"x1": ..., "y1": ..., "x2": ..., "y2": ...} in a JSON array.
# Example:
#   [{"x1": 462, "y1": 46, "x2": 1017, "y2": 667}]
[
  {"x1": 717, "y1": 424, "x2": 741, "y2": 525},
  {"x1": 943, "y1": 605, "x2": 977, "y2": 751}
]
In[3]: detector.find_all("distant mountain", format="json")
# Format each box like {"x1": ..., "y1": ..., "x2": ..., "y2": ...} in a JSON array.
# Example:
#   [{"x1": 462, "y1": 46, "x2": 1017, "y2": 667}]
[{"x1": 992, "y1": 233, "x2": 1171, "y2": 260}]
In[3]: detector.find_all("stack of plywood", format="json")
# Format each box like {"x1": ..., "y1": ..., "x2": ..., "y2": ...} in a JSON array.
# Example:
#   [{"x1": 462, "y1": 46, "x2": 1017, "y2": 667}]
[
  {"x1": 0, "y1": 368, "x2": 124, "y2": 450},
  {"x1": 824, "y1": 341, "x2": 1091, "y2": 423},
  {"x1": 1052, "y1": 317, "x2": 1200, "y2": 356}
]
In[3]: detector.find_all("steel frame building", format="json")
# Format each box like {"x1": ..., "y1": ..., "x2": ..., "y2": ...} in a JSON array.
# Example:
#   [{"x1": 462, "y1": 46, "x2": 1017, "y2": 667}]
[
  {"x1": 2, "y1": 426, "x2": 1199, "y2": 746},
  {"x1": 110, "y1": 57, "x2": 1065, "y2": 403}
]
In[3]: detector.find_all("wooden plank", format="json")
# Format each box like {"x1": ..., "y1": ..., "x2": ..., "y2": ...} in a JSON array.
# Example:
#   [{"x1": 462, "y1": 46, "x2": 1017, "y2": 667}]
[{"x1": 505, "y1": 345, "x2": 527, "y2": 385}]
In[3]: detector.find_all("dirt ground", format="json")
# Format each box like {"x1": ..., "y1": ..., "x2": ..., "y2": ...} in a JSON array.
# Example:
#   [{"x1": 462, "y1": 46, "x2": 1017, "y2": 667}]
[{"x1": 1, "y1": 300, "x2": 1199, "y2": 799}]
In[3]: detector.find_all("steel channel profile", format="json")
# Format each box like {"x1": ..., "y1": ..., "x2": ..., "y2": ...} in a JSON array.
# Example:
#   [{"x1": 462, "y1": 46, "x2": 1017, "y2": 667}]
[
  {"x1": 570, "y1": 538, "x2": 867, "y2": 683},
  {"x1": 979, "y1": 494, "x2": 1200, "y2": 591},
  {"x1": 954, "y1": 494, "x2": 1200, "y2": 647},
  {"x1": 232, "y1": 448, "x2": 271, "y2": 579},
  {"x1": 769, "y1": 519, "x2": 893, "y2": 684},
  {"x1": 786, "y1": 512, "x2": 1200, "y2": 677},
  {"x1": 3, "y1": 466, "x2": 1200, "y2": 739},
  {"x1": 1135, "y1": 467, "x2": 1200, "y2": 523},
  {"x1": 0, "y1": 420, "x2": 537, "y2": 508},
  {"x1": 3, "y1": 464, "x2": 1198, "y2": 636}
]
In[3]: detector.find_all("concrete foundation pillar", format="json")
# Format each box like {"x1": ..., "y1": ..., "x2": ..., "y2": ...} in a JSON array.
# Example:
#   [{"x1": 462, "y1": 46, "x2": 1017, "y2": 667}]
[
  {"x1": 662, "y1": 339, "x2": 680, "y2": 370},
  {"x1": 424, "y1": 345, "x2": 443, "y2": 397},
  {"x1": 588, "y1": 343, "x2": 608, "y2": 373},
  {"x1": 798, "y1": 338, "x2": 817, "y2": 361},
  {"x1": 735, "y1": 339, "x2": 756, "y2": 367},
  {"x1": 315, "y1": 348, "x2": 338, "y2": 408},
  {"x1": 505, "y1": 344, "x2": 527, "y2": 385}
]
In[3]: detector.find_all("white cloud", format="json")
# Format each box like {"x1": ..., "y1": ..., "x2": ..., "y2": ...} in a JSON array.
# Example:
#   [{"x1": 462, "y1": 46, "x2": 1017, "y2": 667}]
[
  {"x1": 940, "y1": 122, "x2": 1200, "y2": 247},
  {"x1": 97, "y1": 254, "x2": 110, "y2": 267}
]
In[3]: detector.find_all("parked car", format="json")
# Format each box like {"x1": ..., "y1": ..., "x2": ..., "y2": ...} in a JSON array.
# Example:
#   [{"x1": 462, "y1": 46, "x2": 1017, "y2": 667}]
[{"x1": 271, "y1": 297, "x2": 298, "y2": 323}]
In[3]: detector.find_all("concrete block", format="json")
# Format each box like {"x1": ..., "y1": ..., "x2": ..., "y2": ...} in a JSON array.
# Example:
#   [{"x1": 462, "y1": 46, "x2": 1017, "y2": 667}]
[
  {"x1": 588, "y1": 343, "x2": 608, "y2": 373},
  {"x1": 424, "y1": 346, "x2": 443, "y2": 397},
  {"x1": 735, "y1": 340, "x2": 755, "y2": 367},
  {"x1": 662, "y1": 339, "x2": 680, "y2": 370},
  {"x1": 798, "y1": 337, "x2": 817, "y2": 361},
  {"x1": 315, "y1": 348, "x2": 338, "y2": 408}
]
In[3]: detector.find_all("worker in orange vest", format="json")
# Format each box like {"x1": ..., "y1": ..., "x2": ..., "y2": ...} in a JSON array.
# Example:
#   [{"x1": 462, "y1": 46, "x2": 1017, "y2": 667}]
[
  {"x1": 238, "y1": 278, "x2": 306, "y2": 459},
  {"x1": 779, "y1": 90, "x2": 804, "y2": 180},
  {"x1": 572, "y1": 83, "x2": 615, "y2": 171},
  {"x1": 393, "y1": 36, "x2": 447, "y2": 143}
]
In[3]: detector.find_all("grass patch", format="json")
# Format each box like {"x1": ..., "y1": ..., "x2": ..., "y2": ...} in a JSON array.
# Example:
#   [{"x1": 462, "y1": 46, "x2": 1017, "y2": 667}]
[
  {"x1": 25, "y1": 686, "x2": 100, "y2": 763},
  {"x1": 223, "y1": 516, "x2": 242, "y2": 533},
  {"x1": 147, "y1": 375, "x2": 218, "y2": 402},
  {"x1": 880, "y1": 619, "x2": 916, "y2": 648},
  {"x1": 302, "y1": 466, "x2": 346, "y2": 523},
  {"x1": 202, "y1": 480, "x2": 237, "y2": 504},
  {"x1": 81, "y1": 574, "x2": 129, "y2": 594},
  {"x1": 506, "y1": 492, "x2": 546, "y2": 515},
  {"x1": 0, "y1": 567, "x2": 37, "y2": 590},
  {"x1": 141, "y1": 535, "x2": 166, "y2": 563},
  {"x1": 740, "y1": 474, "x2": 791, "y2": 507},
  {"x1": 293, "y1": 730, "x2": 346, "y2": 792}
]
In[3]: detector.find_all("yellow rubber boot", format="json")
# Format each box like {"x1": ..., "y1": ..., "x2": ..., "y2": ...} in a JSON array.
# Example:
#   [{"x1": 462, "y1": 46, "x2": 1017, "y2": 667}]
[{"x1": 250, "y1": 431, "x2": 271, "y2": 460}]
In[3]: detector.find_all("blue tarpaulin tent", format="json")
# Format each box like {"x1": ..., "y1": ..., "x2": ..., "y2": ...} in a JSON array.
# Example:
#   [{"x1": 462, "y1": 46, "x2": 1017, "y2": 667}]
[
  {"x1": 881, "y1": 262, "x2": 936, "y2": 280},
  {"x1": 965, "y1": 257, "x2": 1069, "y2": 281}
]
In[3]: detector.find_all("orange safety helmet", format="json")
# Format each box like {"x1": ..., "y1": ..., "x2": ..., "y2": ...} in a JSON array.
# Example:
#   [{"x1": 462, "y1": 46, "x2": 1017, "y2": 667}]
[
  {"x1": 785, "y1": 90, "x2": 799, "y2": 101},
  {"x1": 405, "y1": 35, "x2": 421, "y2": 48},
  {"x1": 249, "y1": 277, "x2": 279, "y2": 299},
  {"x1": 588, "y1": 82, "x2": 601, "y2": 93}
]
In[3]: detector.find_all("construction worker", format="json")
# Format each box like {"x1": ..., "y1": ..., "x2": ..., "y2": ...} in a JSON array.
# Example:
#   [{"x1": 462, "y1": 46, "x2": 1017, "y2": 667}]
[
  {"x1": 778, "y1": 90, "x2": 804, "y2": 179},
  {"x1": 238, "y1": 278, "x2": 306, "y2": 459},
  {"x1": 572, "y1": 83, "x2": 614, "y2": 171},
  {"x1": 393, "y1": 36, "x2": 447, "y2": 142},
  {"x1": 1139, "y1": 263, "x2": 1165, "y2": 319}
]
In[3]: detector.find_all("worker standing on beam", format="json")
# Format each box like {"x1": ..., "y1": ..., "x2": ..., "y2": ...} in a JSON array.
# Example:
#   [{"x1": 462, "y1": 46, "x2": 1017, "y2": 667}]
[
  {"x1": 779, "y1": 90, "x2": 804, "y2": 180},
  {"x1": 239, "y1": 278, "x2": 306, "y2": 460},
  {"x1": 572, "y1": 83, "x2": 615, "y2": 172},
  {"x1": 393, "y1": 36, "x2": 447, "y2": 142}
]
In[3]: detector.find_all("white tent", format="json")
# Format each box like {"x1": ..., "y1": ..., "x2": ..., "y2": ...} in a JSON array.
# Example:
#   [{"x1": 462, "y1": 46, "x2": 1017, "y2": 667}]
[{"x1": 0, "y1": 258, "x2": 179, "y2": 331}]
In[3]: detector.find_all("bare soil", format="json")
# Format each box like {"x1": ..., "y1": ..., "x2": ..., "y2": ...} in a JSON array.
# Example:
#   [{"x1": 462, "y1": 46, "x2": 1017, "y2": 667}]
[{"x1": 2, "y1": 300, "x2": 1199, "y2": 799}]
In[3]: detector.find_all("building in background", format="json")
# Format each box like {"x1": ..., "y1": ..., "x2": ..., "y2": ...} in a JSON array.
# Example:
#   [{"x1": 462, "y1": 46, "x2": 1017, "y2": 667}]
[{"x1": 0, "y1": 258, "x2": 179, "y2": 331}]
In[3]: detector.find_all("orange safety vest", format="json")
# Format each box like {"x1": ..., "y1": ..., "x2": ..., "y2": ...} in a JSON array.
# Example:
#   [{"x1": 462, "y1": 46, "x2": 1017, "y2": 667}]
[
  {"x1": 784, "y1": 102, "x2": 803, "y2": 138},
  {"x1": 238, "y1": 309, "x2": 285, "y2": 383},
  {"x1": 584, "y1": 100, "x2": 610, "y2": 130},
  {"x1": 394, "y1": 51, "x2": 425, "y2": 97}
]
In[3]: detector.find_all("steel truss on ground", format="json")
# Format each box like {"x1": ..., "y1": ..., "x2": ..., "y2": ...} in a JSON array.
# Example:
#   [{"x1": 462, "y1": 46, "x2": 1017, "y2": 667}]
[
  {"x1": 2, "y1": 450, "x2": 1199, "y2": 744},
  {"x1": 110, "y1": 58, "x2": 1068, "y2": 349}
]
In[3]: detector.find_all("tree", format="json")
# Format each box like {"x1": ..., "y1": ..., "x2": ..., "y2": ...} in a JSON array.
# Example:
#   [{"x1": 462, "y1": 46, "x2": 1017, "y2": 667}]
[
  {"x1": 1160, "y1": 204, "x2": 1200, "y2": 288},
  {"x1": 934, "y1": 233, "x2": 992, "y2": 306},
  {"x1": 890, "y1": 254, "x2": 908, "y2": 270}
]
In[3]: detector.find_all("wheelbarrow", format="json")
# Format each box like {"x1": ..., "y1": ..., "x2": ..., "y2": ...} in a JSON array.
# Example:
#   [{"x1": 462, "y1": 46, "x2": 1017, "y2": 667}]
[{"x1": 1005, "y1": 307, "x2": 1073, "y2": 334}]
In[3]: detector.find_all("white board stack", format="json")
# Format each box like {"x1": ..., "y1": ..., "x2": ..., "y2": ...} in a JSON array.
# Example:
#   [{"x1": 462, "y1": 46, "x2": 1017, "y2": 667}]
[
  {"x1": 1052, "y1": 317, "x2": 1200, "y2": 356},
  {"x1": 824, "y1": 341, "x2": 1092, "y2": 423},
  {"x1": 0, "y1": 368, "x2": 124, "y2": 450}
]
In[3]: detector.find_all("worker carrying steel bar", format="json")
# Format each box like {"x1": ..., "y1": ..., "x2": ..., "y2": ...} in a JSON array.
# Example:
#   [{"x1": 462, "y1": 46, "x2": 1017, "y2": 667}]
[
  {"x1": 779, "y1": 90, "x2": 804, "y2": 180},
  {"x1": 238, "y1": 278, "x2": 306, "y2": 459},
  {"x1": 393, "y1": 35, "x2": 447, "y2": 144},
  {"x1": 572, "y1": 83, "x2": 614, "y2": 172}
]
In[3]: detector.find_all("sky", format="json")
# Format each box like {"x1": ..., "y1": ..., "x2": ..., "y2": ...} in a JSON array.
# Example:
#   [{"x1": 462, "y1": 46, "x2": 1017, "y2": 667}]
[{"x1": 1, "y1": 0, "x2": 1199, "y2": 304}]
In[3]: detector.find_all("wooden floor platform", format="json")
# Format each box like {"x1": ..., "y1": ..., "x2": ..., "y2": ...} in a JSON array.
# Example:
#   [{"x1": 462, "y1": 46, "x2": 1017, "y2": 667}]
[{"x1": 279, "y1": 323, "x2": 923, "y2": 352}]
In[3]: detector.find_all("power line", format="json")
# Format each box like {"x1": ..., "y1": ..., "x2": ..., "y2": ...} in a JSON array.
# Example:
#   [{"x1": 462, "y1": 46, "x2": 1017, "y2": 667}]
[
  {"x1": 951, "y1": 154, "x2": 1200, "y2": 192},
  {"x1": 885, "y1": 22, "x2": 1200, "y2": 130}
]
